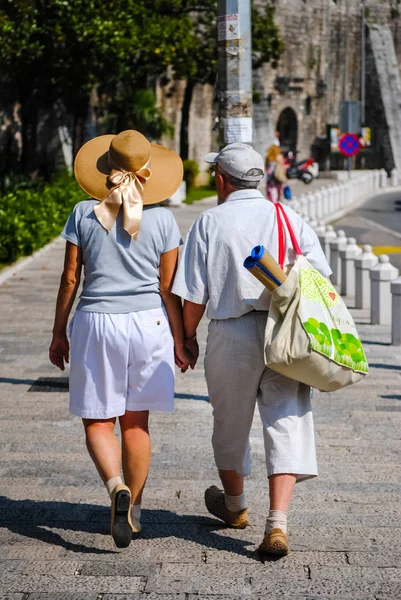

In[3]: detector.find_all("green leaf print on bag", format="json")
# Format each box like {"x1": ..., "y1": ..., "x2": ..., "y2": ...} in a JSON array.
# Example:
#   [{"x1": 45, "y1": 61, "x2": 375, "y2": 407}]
[
  {"x1": 302, "y1": 319, "x2": 368, "y2": 373},
  {"x1": 331, "y1": 329, "x2": 368, "y2": 373},
  {"x1": 300, "y1": 268, "x2": 340, "y2": 308},
  {"x1": 303, "y1": 317, "x2": 333, "y2": 357}
]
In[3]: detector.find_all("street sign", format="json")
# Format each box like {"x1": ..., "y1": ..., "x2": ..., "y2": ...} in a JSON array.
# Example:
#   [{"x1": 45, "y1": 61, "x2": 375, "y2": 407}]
[
  {"x1": 338, "y1": 133, "x2": 361, "y2": 157},
  {"x1": 339, "y1": 101, "x2": 361, "y2": 134}
]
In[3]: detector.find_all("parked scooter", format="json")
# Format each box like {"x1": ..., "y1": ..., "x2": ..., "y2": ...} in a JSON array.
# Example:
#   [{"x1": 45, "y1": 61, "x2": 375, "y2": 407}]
[{"x1": 284, "y1": 151, "x2": 319, "y2": 184}]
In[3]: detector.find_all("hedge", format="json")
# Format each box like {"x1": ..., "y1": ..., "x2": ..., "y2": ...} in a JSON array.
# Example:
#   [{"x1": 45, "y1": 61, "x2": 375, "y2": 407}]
[{"x1": 0, "y1": 173, "x2": 84, "y2": 263}]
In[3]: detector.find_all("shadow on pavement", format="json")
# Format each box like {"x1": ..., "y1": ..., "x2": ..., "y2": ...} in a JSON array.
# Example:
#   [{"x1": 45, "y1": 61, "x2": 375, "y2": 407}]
[
  {"x1": 0, "y1": 497, "x2": 259, "y2": 560},
  {"x1": 369, "y1": 362, "x2": 401, "y2": 370}
]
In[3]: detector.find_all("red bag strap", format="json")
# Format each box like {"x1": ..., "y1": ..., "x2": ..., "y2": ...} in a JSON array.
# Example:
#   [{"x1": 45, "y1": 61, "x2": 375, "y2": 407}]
[{"x1": 275, "y1": 203, "x2": 302, "y2": 270}]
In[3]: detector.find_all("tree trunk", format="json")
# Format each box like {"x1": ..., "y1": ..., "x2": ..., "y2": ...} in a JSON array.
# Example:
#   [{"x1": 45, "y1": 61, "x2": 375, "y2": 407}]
[
  {"x1": 72, "y1": 101, "x2": 89, "y2": 159},
  {"x1": 180, "y1": 79, "x2": 195, "y2": 160},
  {"x1": 20, "y1": 95, "x2": 39, "y2": 178}
]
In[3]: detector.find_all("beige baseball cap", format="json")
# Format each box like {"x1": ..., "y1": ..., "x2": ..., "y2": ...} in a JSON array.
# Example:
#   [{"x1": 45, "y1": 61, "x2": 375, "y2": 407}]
[{"x1": 204, "y1": 142, "x2": 265, "y2": 181}]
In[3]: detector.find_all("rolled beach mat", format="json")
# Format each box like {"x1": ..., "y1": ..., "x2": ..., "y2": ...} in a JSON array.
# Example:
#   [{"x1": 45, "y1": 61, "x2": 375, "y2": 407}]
[
  {"x1": 243, "y1": 257, "x2": 279, "y2": 292},
  {"x1": 251, "y1": 245, "x2": 287, "y2": 284}
]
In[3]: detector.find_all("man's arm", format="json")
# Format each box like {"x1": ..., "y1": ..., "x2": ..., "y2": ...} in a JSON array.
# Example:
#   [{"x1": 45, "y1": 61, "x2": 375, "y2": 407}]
[{"x1": 183, "y1": 300, "x2": 206, "y2": 369}]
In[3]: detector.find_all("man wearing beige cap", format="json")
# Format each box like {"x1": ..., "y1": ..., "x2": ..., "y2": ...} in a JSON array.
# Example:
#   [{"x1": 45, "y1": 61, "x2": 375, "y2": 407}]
[{"x1": 173, "y1": 142, "x2": 331, "y2": 556}]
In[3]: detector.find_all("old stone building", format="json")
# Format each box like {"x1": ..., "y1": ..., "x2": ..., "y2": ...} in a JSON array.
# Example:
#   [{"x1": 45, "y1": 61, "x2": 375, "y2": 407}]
[{"x1": 159, "y1": 0, "x2": 401, "y2": 174}]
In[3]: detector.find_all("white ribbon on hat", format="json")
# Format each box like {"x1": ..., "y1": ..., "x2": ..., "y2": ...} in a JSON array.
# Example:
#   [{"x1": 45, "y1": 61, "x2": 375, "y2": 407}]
[{"x1": 94, "y1": 157, "x2": 152, "y2": 239}]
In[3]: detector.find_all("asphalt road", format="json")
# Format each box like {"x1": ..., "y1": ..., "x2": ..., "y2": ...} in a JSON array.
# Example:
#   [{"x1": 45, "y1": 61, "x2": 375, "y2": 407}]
[
  {"x1": 334, "y1": 189, "x2": 401, "y2": 271},
  {"x1": 357, "y1": 190, "x2": 401, "y2": 234}
]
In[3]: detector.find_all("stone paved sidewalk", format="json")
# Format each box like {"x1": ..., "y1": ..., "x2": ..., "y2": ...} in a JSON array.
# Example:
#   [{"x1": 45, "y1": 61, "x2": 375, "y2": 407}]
[{"x1": 0, "y1": 198, "x2": 401, "y2": 599}]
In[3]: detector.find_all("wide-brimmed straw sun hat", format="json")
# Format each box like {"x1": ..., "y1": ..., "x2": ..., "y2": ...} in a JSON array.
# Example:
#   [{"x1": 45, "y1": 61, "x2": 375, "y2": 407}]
[{"x1": 74, "y1": 130, "x2": 183, "y2": 238}]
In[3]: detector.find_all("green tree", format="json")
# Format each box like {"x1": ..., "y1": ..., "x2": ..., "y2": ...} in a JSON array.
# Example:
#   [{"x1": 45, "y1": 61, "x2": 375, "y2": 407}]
[
  {"x1": 0, "y1": 0, "x2": 193, "y2": 175},
  {"x1": 162, "y1": 0, "x2": 284, "y2": 159},
  {"x1": 0, "y1": 0, "x2": 283, "y2": 176}
]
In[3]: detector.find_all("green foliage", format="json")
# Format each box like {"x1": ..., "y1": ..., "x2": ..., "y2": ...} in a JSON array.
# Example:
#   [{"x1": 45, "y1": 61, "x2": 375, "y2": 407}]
[
  {"x1": 103, "y1": 89, "x2": 174, "y2": 141},
  {"x1": 0, "y1": 1, "x2": 284, "y2": 176},
  {"x1": 0, "y1": 173, "x2": 83, "y2": 263},
  {"x1": 251, "y1": 2, "x2": 285, "y2": 70},
  {"x1": 184, "y1": 185, "x2": 216, "y2": 204},
  {"x1": 183, "y1": 160, "x2": 200, "y2": 191}
]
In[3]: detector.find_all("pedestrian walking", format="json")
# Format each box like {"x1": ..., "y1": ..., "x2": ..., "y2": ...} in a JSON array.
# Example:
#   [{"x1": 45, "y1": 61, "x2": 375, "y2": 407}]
[
  {"x1": 173, "y1": 143, "x2": 331, "y2": 556},
  {"x1": 49, "y1": 130, "x2": 192, "y2": 548},
  {"x1": 265, "y1": 133, "x2": 287, "y2": 203}
]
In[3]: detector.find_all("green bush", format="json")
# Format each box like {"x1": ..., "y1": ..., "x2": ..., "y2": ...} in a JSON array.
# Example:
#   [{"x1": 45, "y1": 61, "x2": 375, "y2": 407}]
[
  {"x1": 183, "y1": 159, "x2": 200, "y2": 191},
  {"x1": 0, "y1": 172, "x2": 84, "y2": 263}
]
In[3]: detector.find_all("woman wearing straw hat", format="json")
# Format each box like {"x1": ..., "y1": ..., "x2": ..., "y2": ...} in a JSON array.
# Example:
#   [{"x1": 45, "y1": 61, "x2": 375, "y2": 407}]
[{"x1": 49, "y1": 130, "x2": 192, "y2": 548}]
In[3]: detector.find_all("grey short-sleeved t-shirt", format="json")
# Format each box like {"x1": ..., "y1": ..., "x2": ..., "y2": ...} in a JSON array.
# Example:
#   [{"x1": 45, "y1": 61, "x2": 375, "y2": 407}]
[{"x1": 61, "y1": 199, "x2": 182, "y2": 313}]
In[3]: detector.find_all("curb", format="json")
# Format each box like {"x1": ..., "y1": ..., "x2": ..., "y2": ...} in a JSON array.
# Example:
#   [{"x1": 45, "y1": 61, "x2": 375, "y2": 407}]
[
  {"x1": 322, "y1": 185, "x2": 401, "y2": 226},
  {"x1": 0, "y1": 237, "x2": 63, "y2": 285}
]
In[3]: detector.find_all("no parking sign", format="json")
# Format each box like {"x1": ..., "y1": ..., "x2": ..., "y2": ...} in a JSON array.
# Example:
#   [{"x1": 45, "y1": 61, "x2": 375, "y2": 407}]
[{"x1": 338, "y1": 133, "x2": 361, "y2": 157}]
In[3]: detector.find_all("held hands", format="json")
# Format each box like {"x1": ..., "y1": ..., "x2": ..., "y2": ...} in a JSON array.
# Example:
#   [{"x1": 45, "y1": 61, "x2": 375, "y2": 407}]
[
  {"x1": 49, "y1": 334, "x2": 70, "y2": 371},
  {"x1": 174, "y1": 336, "x2": 199, "y2": 373}
]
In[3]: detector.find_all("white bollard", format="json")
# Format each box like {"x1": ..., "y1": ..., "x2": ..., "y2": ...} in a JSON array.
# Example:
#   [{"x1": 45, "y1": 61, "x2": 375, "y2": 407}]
[
  {"x1": 315, "y1": 221, "x2": 326, "y2": 234},
  {"x1": 342, "y1": 182, "x2": 350, "y2": 208},
  {"x1": 370, "y1": 255, "x2": 399, "y2": 325},
  {"x1": 331, "y1": 185, "x2": 340, "y2": 215},
  {"x1": 315, "y1": 191, "x2": 324, "y2": 220},
  {"x1": 391, "y1": 277, "x2": 401, "y2": 345},
  {"x1": 373, "y1": 170, "x2": 380, "y2": 190},
  {"x1": 339, "y1": 238, "x2": 362, "y2": 297},
  {"x1": 354, "y1": 245, "x2": 379, "y2": 310},
  {"x1": 168, "y1": 181, "x2": 186, "y2": 206},
  {"x1": 291, "y1": 199, "x2": 301, "y2": 214},
  {"x1": 379, "y1": 168, "x2": 388, "y2": 188},
  {"x1": 308, "y1": 193, "x2": 317, "y2": 221},
  {"x1": 330, "y1": 230, "x2": 348, "y2": 287},
  {"x1": 299, "y1": 194, "x2": 309, "y2": 217},
  {"x1": 320, "y1": 188, "x2": 329, "y2": 218},
  {"x1": 329, "y1": 185, "x2": 339, "y2": 214},
  {"x1": 321, "y1": 226, "x2": 337, "y2": 263},
  {"x1": 391, "y1": 169, "x2": 399, "y2": 187}
]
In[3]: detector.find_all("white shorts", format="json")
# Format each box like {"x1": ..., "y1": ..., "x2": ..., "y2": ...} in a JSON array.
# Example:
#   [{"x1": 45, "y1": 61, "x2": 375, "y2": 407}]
[
  {"x1": 69, "y1": 307, "x2": 175, "y2": 419},
  {"x1": 205, "y1": 312, "x2": 318, "y2": 481}
]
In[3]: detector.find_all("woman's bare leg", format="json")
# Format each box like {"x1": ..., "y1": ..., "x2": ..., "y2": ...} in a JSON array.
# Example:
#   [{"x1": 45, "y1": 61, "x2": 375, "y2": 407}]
[
  {"x1": 82, "y1": 418, "x2": 121, "y2": 483},
  {"x1": 119, "y1": 410, "x2": 151, "y2": 506}
]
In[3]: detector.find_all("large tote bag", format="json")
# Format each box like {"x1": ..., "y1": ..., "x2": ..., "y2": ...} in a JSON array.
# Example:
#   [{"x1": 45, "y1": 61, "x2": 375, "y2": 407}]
[{"x1": 264, "y1": 203, "x2": 368, "y2": 392}]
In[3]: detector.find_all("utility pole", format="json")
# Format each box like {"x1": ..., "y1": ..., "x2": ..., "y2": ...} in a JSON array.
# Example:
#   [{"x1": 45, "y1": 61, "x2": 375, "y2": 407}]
[
  {"x1": 361, "y1": 0, "x2": 366, "y2": 124},
  {"x1": 325, "y1": 0, "x2": 332, "y2": 124},
  {"x1": 344, "y1": 0, "x2": 350, "y2": 102},
  {"x1": 217, "y1": 0, "x2": 253, "y2": 149}
]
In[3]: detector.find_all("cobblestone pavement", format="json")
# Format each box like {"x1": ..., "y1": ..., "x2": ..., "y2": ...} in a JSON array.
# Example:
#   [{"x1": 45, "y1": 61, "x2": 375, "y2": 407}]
[{"x1": 1, "y1": 197, "x2": 401, "y2": 599}]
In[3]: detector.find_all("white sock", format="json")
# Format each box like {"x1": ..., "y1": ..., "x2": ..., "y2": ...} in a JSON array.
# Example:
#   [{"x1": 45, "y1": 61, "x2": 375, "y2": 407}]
[
  {"x1": 105, "y1": 476, "x2": 123, "y2": 498},
  {"x1": 265, "y1": 509, "x2": 288, "y2": 534},
  {"x1": 224, "y1": 492, "x2": 247, "y2": 512},
  {"x1": 131, "y1": 503, "x2": 141, "y2": 522}
]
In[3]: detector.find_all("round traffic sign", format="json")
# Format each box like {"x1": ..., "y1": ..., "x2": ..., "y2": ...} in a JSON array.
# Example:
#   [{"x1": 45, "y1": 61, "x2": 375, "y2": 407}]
[{"x1": 338, "y1": 133, "x2": 361, "y2": 157}]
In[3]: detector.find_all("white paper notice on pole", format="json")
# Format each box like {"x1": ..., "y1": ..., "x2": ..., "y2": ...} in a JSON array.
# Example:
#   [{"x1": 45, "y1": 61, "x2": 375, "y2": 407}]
[
  {"x1": 223, "y1": 117, "x2": 253, "y2": 144},
  {"x1": 218, "y1": 14, "x2": 240, "y2": 41}
]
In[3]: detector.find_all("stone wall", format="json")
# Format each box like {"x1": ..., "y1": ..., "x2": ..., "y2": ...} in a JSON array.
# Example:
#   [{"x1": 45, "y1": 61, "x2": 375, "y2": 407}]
[{"x1": 161, "y1": 0, "x2": 401, "y2": 171}]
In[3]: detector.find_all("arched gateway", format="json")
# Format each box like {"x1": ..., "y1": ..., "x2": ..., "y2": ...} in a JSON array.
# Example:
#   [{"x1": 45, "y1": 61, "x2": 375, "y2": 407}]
[{"x1": 276, "y1": 107, "x2": 298, "y2": 154}]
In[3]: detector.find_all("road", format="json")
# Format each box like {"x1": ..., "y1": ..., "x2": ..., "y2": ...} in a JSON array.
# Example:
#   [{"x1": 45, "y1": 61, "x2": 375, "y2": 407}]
[{"x1": 334, "y1": 189, "x2": 401, "y2": 271}]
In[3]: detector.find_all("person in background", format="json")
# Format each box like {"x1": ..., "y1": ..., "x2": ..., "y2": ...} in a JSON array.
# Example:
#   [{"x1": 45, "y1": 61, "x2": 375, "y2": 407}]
[
  {"x1": 49, "y1": 130, "x2": 192, "y2": 549},
  {"x1": 265, "y1": 132, "x2": 287, "y2": 203},
  {"x1": 173, "y1": 142, "x2": 331, "y2": 557}
]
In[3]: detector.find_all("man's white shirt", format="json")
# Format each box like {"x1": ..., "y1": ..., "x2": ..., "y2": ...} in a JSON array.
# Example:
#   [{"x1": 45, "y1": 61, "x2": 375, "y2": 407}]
[{"x1": 172, "y1": 190, "x2": 332, "y2": 320}]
